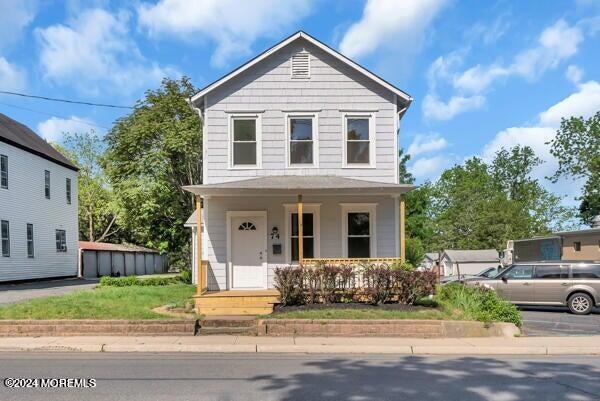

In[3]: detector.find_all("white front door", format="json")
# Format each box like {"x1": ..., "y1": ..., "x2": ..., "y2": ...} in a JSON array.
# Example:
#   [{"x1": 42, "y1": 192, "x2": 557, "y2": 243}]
[{"x1": 231, "y1": 215, "x2": 267, "y2": 289}]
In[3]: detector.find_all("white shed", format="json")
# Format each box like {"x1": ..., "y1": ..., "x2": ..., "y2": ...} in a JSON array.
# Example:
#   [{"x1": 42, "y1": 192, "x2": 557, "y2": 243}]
[{"x1": 439, "y1": 249, "x2": 499, "y2": 276}]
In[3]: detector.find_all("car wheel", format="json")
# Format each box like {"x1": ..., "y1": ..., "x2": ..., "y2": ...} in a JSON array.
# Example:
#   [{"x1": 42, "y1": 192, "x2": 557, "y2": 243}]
[{"x1": 568, "y1": 293, "x2": 593, "y2": 315}]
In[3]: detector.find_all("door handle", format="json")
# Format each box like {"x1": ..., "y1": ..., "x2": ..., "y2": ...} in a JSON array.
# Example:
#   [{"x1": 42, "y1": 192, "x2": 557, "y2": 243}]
[
  {"x1": 561, "y1": 282, "x2": 568, "y2": 286},
  {"x1": 522, "y1": 282, "x2": 530, "y2": 286}
]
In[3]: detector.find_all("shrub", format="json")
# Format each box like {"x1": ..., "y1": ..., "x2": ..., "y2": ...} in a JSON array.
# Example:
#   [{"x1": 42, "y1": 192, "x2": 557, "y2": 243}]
[
  {"x1": 363, "y1": 266, "x2": 393, "y2": 304},
  {"x1": 180, "y1": 270, "x2": 192, "y2": 284},
  {"x1": 303, "y1": 267, "x2": 321, "y2": 304},
  {"x1": 320, "y1": 265, "x2": 342, "y2": 303},
  {"x1": 390, "y1": 260, "x2": 415, "y2": 272},
  {"x1": 99, "y1": 274, "x2": 188, "y2": 287},
  {"x1": 437, "y1": 283, "x2": 522, "y2": 326},
  {"x1": 394, "y1": 269, "x2": 437, "y2": 305},
  {"x1": 274, "y1": 266, "x2": 305, "y2": 306}
]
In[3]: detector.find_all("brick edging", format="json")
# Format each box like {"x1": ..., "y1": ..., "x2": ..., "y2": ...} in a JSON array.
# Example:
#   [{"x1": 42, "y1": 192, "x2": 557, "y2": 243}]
[{"x1": 0, "y1": 320, "x2": 198, "y2": 336}]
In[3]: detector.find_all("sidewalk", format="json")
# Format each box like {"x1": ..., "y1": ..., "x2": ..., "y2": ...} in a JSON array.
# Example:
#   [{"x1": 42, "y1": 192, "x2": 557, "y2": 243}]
[{"x1": 1, "y1": 335, "x2": 600, "y2": 355}]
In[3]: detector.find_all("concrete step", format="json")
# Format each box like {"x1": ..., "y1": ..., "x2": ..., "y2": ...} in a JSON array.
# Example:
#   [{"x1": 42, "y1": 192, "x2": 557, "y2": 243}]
[
  {"x1": 201, "y1": 316, "x2": 257, "y2": 328},
  {"x1": 197, "y1": 326, "x2": 257, "y2": 336}
]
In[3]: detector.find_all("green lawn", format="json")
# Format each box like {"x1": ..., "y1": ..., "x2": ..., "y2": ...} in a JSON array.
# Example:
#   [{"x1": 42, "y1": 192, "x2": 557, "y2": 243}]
[{"x1": 0, "y1": 284, "x2": 196, "y2": 320}]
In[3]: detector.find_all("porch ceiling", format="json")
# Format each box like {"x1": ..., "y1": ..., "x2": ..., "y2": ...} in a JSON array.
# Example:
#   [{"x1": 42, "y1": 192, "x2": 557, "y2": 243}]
[{"x1": 183, "y1": 175, "x2": 415, "y2": 196}]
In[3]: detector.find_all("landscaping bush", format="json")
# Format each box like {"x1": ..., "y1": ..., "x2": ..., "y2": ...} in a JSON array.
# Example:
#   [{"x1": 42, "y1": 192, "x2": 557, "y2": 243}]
[
  {"x1": 273, "y1": 264, "x2": 437, "y2": 306},
  {"x1": 437, "y1": 283, "x2": 522, "y2": 326},
  {"x1": 180, "y1": 270, "x2": 192, "y2": 284},
  {"x1": 99, "y1": 273, "x2": 190, "y2": 287}
]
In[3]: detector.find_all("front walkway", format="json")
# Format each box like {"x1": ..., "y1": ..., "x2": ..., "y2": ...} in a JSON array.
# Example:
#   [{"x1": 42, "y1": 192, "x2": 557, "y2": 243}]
[
  {"x1": 1, "y1": 335, "x2": 598, "y2": 355},
  {"x1": 0, "y1": 278, "x2": 98, "y2": 305}
]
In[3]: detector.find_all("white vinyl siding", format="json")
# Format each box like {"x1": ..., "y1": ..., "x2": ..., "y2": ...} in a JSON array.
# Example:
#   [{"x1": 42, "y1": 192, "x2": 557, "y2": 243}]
[
  {"x1": 204, "y1": 38, "x2": 397, "y2": 184},
  {"x1": 0, "y1": 140, "x2": 78, "y2": 281}
]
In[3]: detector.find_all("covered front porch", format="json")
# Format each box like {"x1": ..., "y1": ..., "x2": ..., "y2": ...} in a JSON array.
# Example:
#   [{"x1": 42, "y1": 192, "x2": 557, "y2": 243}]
[{"x1": 184, "y1": 176, "x2": 413, "y2": 315}]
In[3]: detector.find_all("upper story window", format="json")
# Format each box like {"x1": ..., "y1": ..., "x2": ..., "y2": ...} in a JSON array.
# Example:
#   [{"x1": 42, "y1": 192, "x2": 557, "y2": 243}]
[
  {"x1": 343, "y1": 113, "x2": 375, "y2": 168},
  {"x1": 230, "y1": 115, "x2": 261, "y2": 168},
  {"x1": 66, "y1": 178, "x2": 72, "y2": 204},
  {"x1": 1, "y1": 220, "x2": 9, "y2": 257},
  {"x1": 44, "y1": 170, "x2": 50, "y2": 199},
  {"x1": 55, "y1": 229, "x2": 67, "y2": 252},
  {"x1": 0, "y1": 154, "x2": 7, "y2": 189},
  {"x1": 291, "y1": 51, "x2": 310, "y2": 79},
  {"x1": 287, "y1": 114, "x2": 318, "y2": 166}
]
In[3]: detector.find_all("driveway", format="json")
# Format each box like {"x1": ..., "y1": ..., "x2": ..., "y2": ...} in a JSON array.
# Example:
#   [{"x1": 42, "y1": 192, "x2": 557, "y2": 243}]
[
  {"x1": 0, "y1": 278, "x2": 98, "y2": 305},
  {"x1": 520, "y1": 306, "x2": 600, "y2": 336}
]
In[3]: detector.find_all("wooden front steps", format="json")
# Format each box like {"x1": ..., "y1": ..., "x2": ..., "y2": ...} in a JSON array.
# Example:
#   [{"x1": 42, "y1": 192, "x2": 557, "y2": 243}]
[{"x1": 194, "y1": 289, "x2": 280, "y2": 316}]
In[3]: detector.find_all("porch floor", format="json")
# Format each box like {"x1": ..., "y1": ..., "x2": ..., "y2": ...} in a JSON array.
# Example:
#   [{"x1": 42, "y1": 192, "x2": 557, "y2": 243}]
[{"x1": 194, "y1": 289, "x2": 280, "y2": 316}]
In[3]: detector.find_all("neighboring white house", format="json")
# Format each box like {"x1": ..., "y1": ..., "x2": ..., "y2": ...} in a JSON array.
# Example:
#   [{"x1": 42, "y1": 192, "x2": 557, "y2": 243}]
[
  {"x1": 439, "y1": 249, "x2": 500, "y2": 276},
  {"x1": 184, "y1": 31, "x2": 413, "y2": 291},
  {"x1": 419, "y1": 252, "x2": 439, "y2": 270},
  {"x1": 0, "y1": 113, "x2": 79, "y2": 282}
]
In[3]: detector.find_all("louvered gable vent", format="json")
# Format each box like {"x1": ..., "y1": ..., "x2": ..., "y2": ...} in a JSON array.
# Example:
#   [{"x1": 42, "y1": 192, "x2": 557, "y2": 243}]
[{"x1": 291, "y1": 51, "x2": 310, "y2": 78}]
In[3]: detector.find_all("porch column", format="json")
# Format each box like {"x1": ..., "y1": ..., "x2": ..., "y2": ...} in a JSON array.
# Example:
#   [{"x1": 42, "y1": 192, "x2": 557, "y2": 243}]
[
  {"x1": 399, "y1": 195, "x2": 406, "y2": 261},
  {"x1": 297, "y1": 194, "x2": 303, "y2": 264},
  {"x1": 195, "y1": 195, "x2": 205, "y2": 294}
]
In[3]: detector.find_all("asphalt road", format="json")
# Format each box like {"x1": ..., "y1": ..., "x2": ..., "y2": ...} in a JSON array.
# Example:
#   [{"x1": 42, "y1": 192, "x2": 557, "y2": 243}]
[
  {"x1": 520, "y1": 306, "x2": 600, "y2": 336},
  {"x1": 0, "y1": 279, "x2": 98, "y2": 305},
  {"x1": 1, "y1": 353, "x2": 600, "y2": 401}
]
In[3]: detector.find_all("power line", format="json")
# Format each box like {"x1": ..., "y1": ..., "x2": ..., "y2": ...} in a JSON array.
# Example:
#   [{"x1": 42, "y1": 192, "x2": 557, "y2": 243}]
[
  {"x1": 0, "y1": 90, "x2": 133, "y2": 109},
  {"x1": 0, "y1": 101, "x2": 111, "y2": 130}
]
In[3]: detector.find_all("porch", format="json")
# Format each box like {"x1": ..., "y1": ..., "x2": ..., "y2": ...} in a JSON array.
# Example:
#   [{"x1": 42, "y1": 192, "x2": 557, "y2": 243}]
[{"x1": 184, "y1": 176, "x2": 413, "y2": 316}]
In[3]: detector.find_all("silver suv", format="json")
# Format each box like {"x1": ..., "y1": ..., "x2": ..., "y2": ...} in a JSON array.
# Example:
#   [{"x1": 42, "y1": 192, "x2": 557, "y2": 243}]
[{"x1": 467, "y1": 261, "x2": 600, "y2": 315}]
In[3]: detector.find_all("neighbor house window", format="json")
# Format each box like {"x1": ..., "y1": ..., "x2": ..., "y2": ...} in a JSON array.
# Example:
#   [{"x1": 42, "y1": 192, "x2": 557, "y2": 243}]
[
  {"x1": 1, "y1": 220, "x2": 9, "y2": 257},
  {"x1": 66, "y1": 178, "x2": 72, "y2": 204},
  {"x1": 574, "y1": 241, "x2": 581, "y2": 252},
  {"x1": 44, "y1": 170, "x2": 50, "y2": 199},
  {"x1": 0, "y1": 154, "x2": 7, "y2": 189},
  {"x1": 344, "y1": 114, "x2": 375, "y2": 167},
  {"x1": 26, "y1": 224, "x2": 34, "y2": 258},
  {"x1": 55, "y1": 229, "x2": 67, "y2": 252},
  {"x1": 231, "y1": 116, "x2": 260, "y2": 167},
  {"x1": 342, "y1": 204, "x2": 376, "y2": 258},
  {"x1": 288, "y1": 115, "x2": 317, "y2": 166}
]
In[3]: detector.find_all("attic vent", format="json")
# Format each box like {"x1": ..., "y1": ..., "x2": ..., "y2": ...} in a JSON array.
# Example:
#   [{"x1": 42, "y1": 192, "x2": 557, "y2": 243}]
[{"x1": 291, "y1": 51, "x2": 310, "y2": 79}]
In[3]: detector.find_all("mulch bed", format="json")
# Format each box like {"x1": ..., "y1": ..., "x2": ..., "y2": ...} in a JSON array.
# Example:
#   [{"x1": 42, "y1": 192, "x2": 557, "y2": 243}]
[{"x1": 273, "y1": 302, "x2": 437, "y2": 313}]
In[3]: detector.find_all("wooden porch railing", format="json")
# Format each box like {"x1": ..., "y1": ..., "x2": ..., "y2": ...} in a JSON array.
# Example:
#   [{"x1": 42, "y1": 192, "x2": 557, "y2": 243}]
[{"x1": 301, "y1": 257, "x2": 404, "y2": 266}]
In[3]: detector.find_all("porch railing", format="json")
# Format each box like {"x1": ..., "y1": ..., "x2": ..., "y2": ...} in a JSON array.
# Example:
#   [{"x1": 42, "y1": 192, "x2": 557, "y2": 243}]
[{"x1": 301, "y1": 257, "x2": 404, "y2": 267}]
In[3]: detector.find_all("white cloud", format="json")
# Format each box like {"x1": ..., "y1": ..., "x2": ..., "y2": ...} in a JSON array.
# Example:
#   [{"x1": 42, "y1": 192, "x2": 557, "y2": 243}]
[
  {"x1": 0, "y1": 57, "x2": 26, "y2": 91},
  {"x1": 539, "y1": 80, "x2": 600, "y2": 127},
  {"x1": 422, "y1": 93, "x2": 485, "y2": 121},
  {"x1": 36, "y1": 8, "x2": 178, "y2": 95},
  {"x1": 410, "y1": 155, "x2": 454, "y2": 180},
  {"x1": 37, "y1": 116, "x2": 98, "y2": 143},
  {"x1": 407, "y1": 134, "x2": 449, "y2": 157},
  {"x1": 137, "y1": 0, "x2": 313, "y2": 67},
  {"x1": 565, "y1": 65, "x2": 584, "y2": 84},
  {"x1": 339, "y1": 0, "x2": 448, "y2": 59},
  {"x1": 467, "y1": 14, "x2": 511, "y2": 45},
  {"x1": 0, "y1": 0, "x2": 37, "y2": 48}
]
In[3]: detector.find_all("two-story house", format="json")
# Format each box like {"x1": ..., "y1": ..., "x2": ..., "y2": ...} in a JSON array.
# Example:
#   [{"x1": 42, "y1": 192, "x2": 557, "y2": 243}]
[
  {"x1": 0, "y1": 113, "x2": 79, "y2": 282},
  {"x1": 184, "y1": 32, "x2": 413, "y2": 314}
]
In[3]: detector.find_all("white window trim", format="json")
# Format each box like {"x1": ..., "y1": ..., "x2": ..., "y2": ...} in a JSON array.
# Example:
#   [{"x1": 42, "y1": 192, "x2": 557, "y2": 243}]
[
  {"x1": 228, "y1": 113, "x2": 262, "y2": 169},
  {"x1": 285, "y1": 113, "x2": 319, "y2": 168},
  {"x1": 283, "y1": 203, "x2": 321, "y2": 264},
  {"x1": 341, "y1": 112, "x2": 376, "y2": 169},
  {"x1": 340, "y1": 203, "x2": 377, "y2": 258}
]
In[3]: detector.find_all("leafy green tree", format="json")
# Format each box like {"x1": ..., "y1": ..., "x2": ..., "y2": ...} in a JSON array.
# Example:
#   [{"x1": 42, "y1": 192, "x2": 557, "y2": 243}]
[
  {"x1": 56, "y1": 132, "x2": 122, "y2": 242},
  {"x1": 103, "y1": 77, "x2": 202, "y2": 265},
  {"x1": 548, "y1": 112, "x2": 600, "y2": 224}
]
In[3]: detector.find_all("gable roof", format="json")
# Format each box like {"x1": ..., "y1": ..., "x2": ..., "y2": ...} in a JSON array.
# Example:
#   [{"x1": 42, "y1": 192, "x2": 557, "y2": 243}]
[
  {"x1": 441, "y1": 249, "x2": 499, "y2": 263},
  {"x1": 0, "y1": 113, "x2": 78, "y2": 171},
  {"x1": 190, "y1": 31, "x2": 412, "y2": 110}
]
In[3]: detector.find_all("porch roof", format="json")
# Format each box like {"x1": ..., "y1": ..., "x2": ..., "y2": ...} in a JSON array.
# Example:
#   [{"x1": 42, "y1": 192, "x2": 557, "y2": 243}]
[{"x1": 183, "y1": 175, "x2": 414, "y2": 196}]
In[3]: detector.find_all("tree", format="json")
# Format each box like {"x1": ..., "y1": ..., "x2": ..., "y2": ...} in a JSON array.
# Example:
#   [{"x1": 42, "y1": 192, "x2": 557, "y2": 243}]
[
  {"x1": 548, "y1": 112, "x2": 600, "y2": 225},
  {"x1": 103, "y1": 77, "x2": 202, "y2": 265},
  {"x1": 56, "y1": 132, "x2": 122, "y2": 242}
]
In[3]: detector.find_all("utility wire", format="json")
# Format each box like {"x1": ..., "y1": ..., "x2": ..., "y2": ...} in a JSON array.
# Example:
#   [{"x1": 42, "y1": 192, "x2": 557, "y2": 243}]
[
  {"x1": 0, "y1": 100, "x2": 111, "y2": 130},
  {"x1": 0, "y1": 90, "x2": 133, "y2": 109}
]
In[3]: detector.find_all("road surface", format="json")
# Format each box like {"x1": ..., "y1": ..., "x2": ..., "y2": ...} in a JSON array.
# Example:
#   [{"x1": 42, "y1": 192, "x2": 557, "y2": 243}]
[
  {"x1": 520, "y1": 306, "x2": 600, "y2": 336},
  {"x1": 1, "y1": 353, "x2": 600, "y2": 401}
]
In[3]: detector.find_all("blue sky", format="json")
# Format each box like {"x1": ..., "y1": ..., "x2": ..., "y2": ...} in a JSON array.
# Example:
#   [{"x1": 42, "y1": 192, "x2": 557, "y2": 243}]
[{"x1": 1, "y1": 0, "x2": 599, "y2": 206}]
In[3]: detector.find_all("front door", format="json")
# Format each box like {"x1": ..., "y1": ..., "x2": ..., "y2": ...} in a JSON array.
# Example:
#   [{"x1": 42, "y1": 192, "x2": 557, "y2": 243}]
[{"x1": 231, "y1": 215, "x2": 267, "y2": 289}]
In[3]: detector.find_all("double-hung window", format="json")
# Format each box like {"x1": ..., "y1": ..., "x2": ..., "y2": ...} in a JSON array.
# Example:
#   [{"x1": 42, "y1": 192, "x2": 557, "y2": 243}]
[
  {"x1": 55, "y1": 229, "x2": 67, "y2": 252},
  {"x1": 26, "y1": 224, "x2": 34, "y2": 258},
  {"x1": 44, "y1": 170, "x2": 50, "y2": 199},
  {"x1": 66, "y1": 178, "x2": 72, "y2": 204},
  {"x1": 0, "y1": 154, "x2": 7, "y2": 189},
  {"x1": 287, "y1": 114, "x2": 317, "y2": 166},
  {"x1": 341, "y1": 204, "x2": 376, "y2": 258},
  {"x1": 343, "y1": 113, "x2": 375, "y2": 167},
  {"x1": 1, "y1": 220, "x2": 9, "y2": 257},
  {"x1": 230, "y1": 115, "x2": 261, "y2": 167}
]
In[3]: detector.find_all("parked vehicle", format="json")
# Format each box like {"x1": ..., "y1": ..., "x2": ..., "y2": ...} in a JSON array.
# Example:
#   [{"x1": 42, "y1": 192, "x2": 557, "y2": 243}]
[
  {"x1": 440, "y1": 266, "x2": 504, "y2": 284},
  {"x1": 467, "y1": 261, "x2": 600, "y2": 314}
]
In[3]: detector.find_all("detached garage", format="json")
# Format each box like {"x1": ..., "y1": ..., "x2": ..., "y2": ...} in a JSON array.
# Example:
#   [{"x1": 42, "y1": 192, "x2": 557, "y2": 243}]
[{"x1": 79, "y1": 242, "x2": 168, "y2": 278}]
